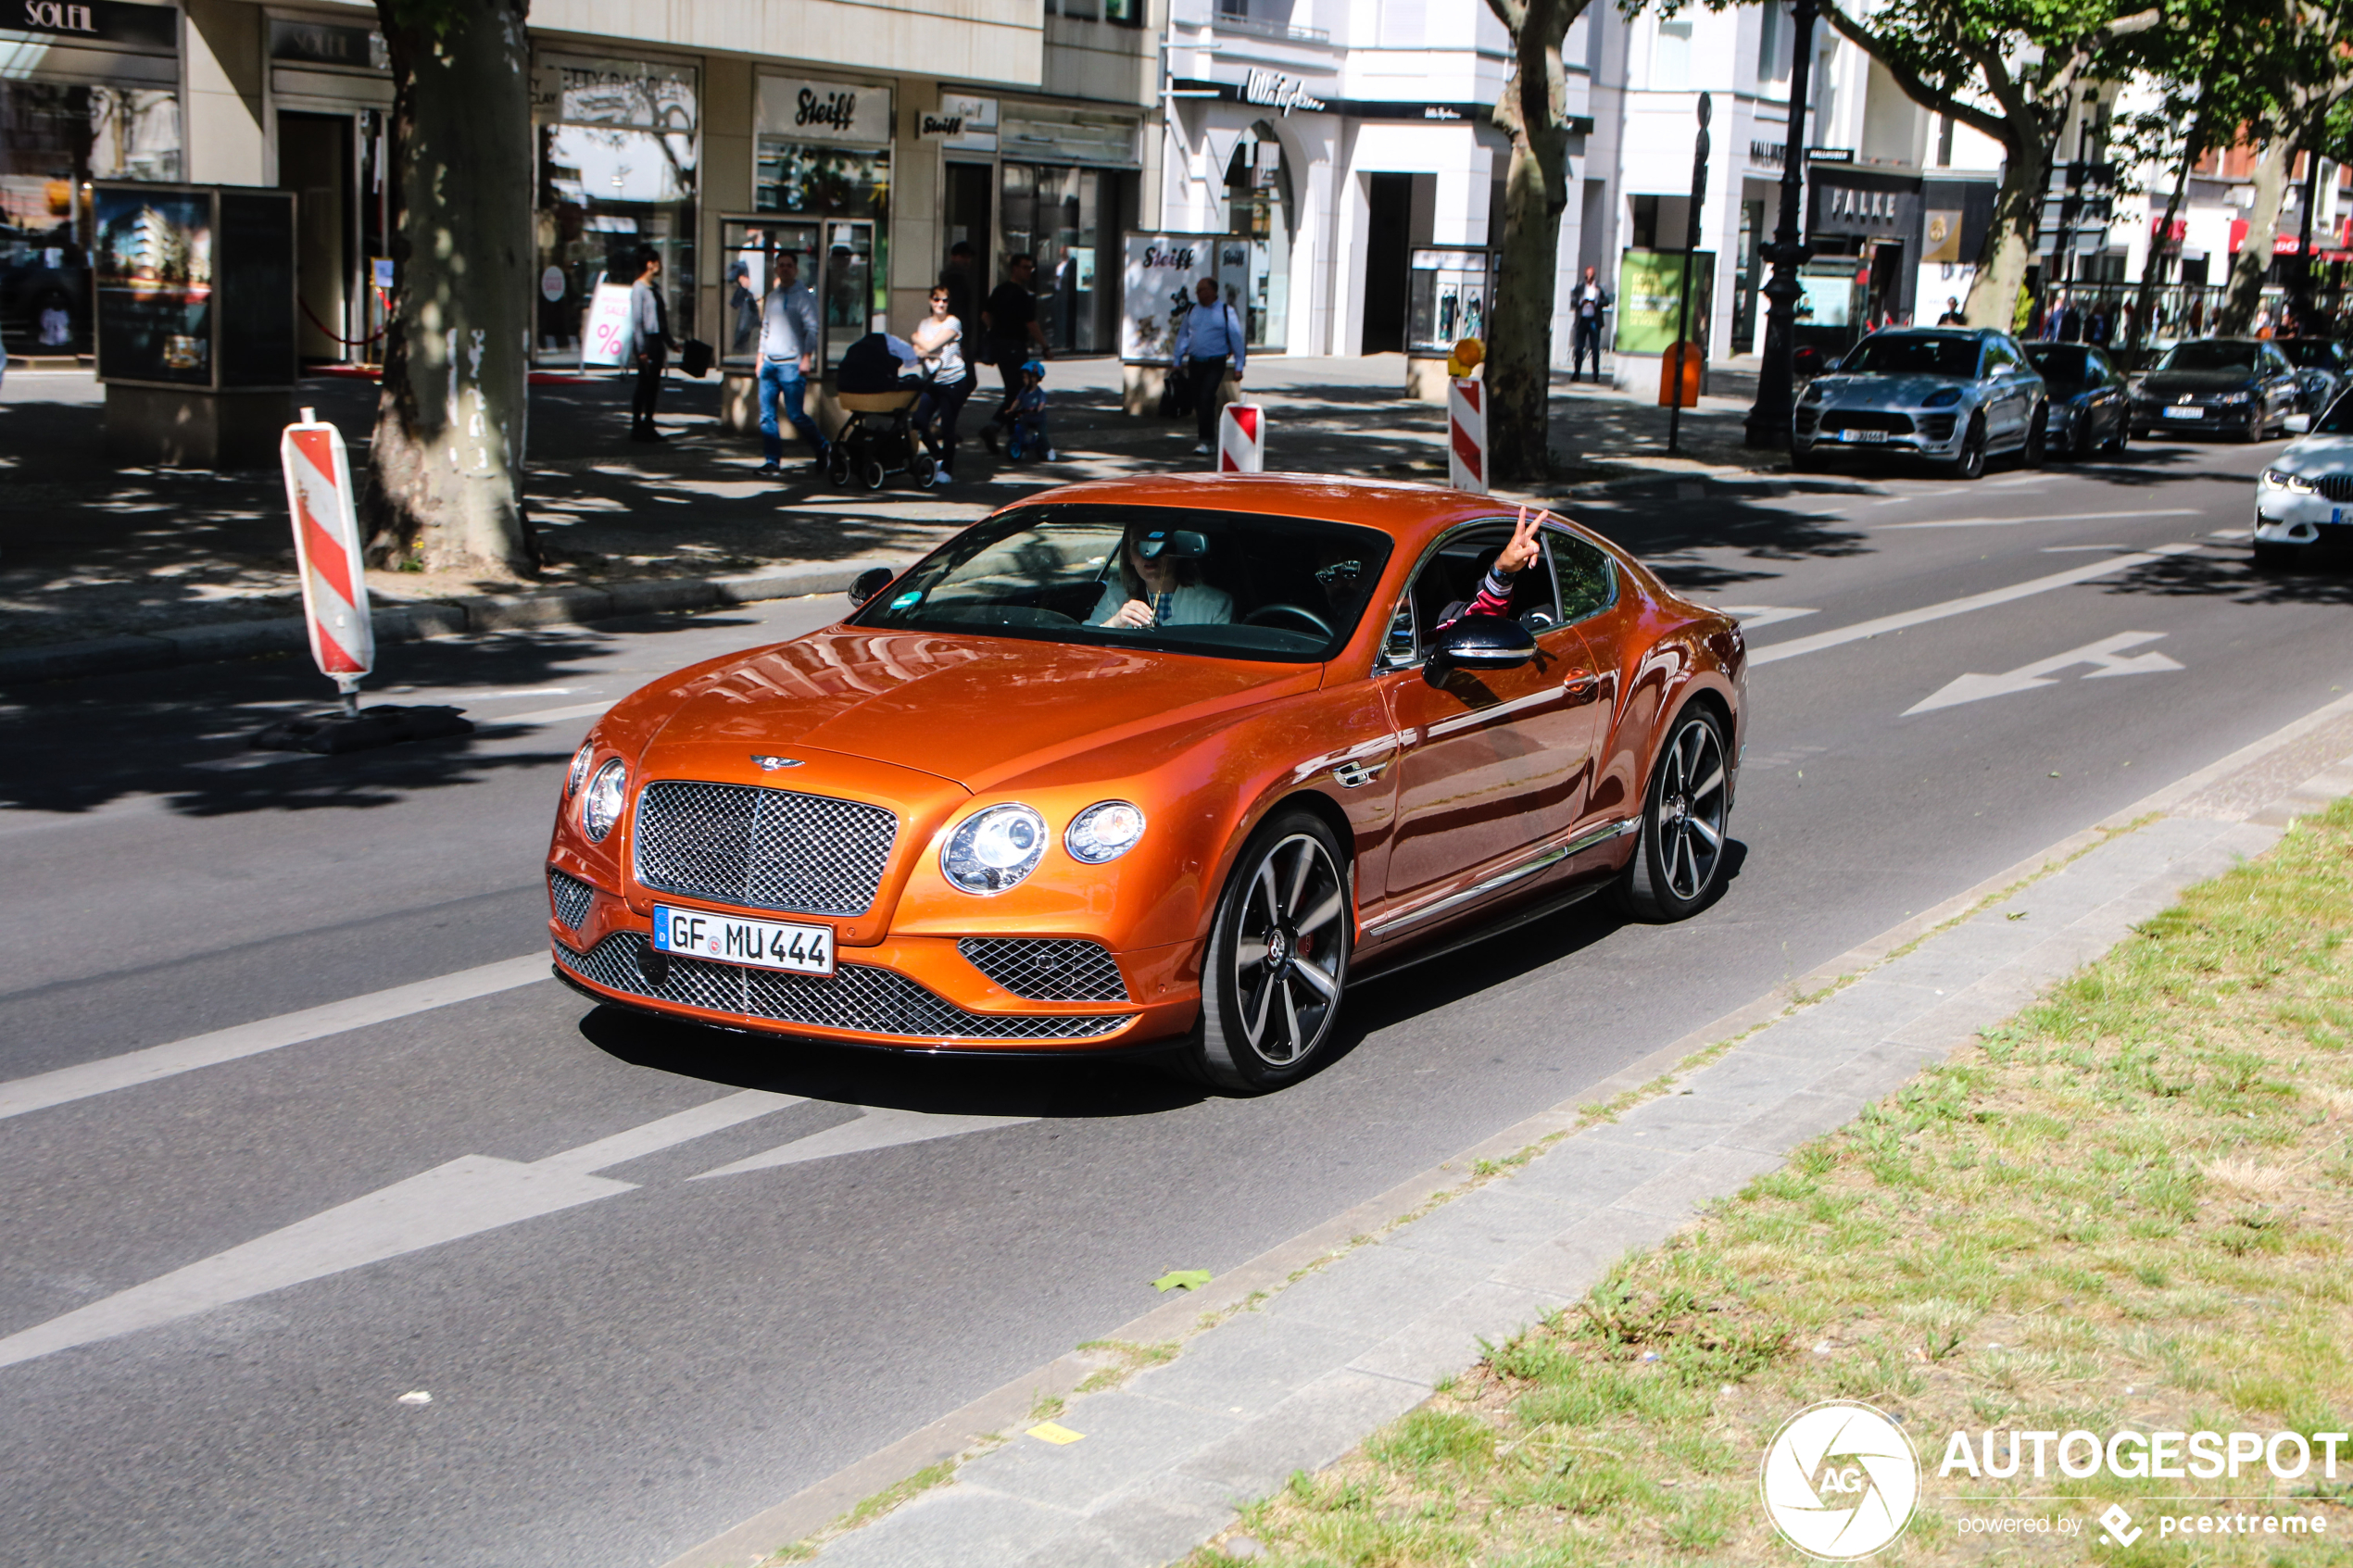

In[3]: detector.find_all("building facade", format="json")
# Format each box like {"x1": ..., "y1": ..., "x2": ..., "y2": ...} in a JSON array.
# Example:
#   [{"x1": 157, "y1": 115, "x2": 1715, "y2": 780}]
[{"x1": 0, "y1": 0, "x2": 1163, "y2": 367}]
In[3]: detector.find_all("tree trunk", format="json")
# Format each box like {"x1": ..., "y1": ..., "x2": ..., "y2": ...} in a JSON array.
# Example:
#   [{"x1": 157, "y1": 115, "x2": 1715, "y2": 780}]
[
  {"x1": 2128, "y1": 111, "x2": 2201, "y2": 367},
  {"x1": 1963, "y1": 132, "x2": 2047, "y2": 331},
  {"x1": 2211, "y1": 139, "x2": 2286, "y2": 335},
  {"x1": 1483, "y1": 0, "x2": 1583, "y2": 484},
  {"x1": 365, "y1": 0, "x2": 535, "y2": 579},
  {"x1": 2218, "y1": 139, "x2": 2290, "y2": 333}
]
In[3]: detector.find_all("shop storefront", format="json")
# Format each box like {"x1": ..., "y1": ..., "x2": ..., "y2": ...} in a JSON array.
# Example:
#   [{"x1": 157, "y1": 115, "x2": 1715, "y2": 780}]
[
  {"x1": 996, "y1": 103, "x2": 1139, "y2": 356},
  {"x1": 0, "y1": 0, "x2": 182, "y2": 356},
  {"x1": 745, "y1": 72, "x2": 889, "y2": 370},
  {"x1": 265, "y1": 13, "x2": 393, "y2": 364},
  {"x1": 1805, "y1": 159, "x2": 1923, "y2": 327},
  {"x1": 531, "y1": 50, "x2": 699, "y2": 364}
]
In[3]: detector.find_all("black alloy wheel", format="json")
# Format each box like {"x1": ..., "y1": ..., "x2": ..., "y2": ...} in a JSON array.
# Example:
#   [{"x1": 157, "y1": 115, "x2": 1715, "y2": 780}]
[
  {"x1": 2021, "y1": 404, "x2": 2047, "y2": 468},
  {"x1": 1948, "y1": 415, "x2": 1987, "y2": 480},
  {"x1": 2240, "y1": 405, "x2": 2264, "y2": 444},
  {"x1": 1617, "y1": 705, "x2": 1732, "y2": 922},
  {"x1": 1186, "y1": 810, "x2": 1353, "y2": 1093}
]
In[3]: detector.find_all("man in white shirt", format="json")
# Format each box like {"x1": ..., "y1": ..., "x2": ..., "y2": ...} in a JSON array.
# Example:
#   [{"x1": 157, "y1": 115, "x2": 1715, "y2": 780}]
[
  {"x1": 1569, "y1": 266, "x2": 1610, "y2": 383},
  {"x1": 1173, "y1": 276, "x2": 1246, "y2": 456},
  {"x1": 757, "y1": 251, "x2": 825, "y2": 475}
]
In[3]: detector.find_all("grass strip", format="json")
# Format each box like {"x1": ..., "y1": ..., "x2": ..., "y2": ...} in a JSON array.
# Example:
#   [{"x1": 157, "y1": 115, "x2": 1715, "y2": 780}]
[{"x1": 1193, "y1": 800, "x2": 2353, "y2": 1566}]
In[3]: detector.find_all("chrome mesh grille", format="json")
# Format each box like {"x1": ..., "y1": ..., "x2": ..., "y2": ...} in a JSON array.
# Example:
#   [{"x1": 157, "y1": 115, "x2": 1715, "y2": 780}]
[
  {"x1": 633, "y1": 780, "x2": 898, "y2": 917},
  {"x1": 557, "y1": 933, "x2": 1131, "y2": 1042},
  {"x1": 1818, "y1": 410, "x2": 1915, "y2": 435},
  {"x1": 547, "y1": 869, "x2": 595, "y2": 931},
  {"x1": 2318, "y1": 474, "x2": 2353, "y2": 504},
  {"x1": 958, "y1": 938, "x2": 1130, "y2": 1002}
]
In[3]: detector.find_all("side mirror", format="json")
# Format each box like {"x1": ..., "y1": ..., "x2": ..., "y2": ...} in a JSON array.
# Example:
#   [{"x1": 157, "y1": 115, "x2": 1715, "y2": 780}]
[
  {"x1": 2284, "y1": 413, "x2": 2310, "y2": 434},
  {"x1": 1425, "y1": 615, "x2": 1536, "y2": 684},
  {"x1": 848, "y1": 566, "x2": 896, "y2": 607}
]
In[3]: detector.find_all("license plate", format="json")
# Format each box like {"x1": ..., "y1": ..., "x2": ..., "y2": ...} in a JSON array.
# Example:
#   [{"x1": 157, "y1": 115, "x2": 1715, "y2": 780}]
[
  {"x1": 1839, "y1": 429, "x2": 1886, "y2": 444},
  {"x1": 2162, "y1": 406, "x2": 2203, "y2": 420},
  {"x1": 652, "y1": 905, "x2": 835, "y2": 976}
]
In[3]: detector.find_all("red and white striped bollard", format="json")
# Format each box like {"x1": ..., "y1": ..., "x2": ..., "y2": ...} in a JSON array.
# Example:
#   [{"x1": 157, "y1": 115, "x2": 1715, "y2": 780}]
[{"x1": 280, "y1": 408, "x2": 374, "y2": 714}]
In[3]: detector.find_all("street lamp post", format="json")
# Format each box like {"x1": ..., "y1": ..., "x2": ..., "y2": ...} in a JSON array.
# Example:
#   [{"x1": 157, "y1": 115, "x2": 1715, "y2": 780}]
[{"x1": 1743, "y1": 0, "x2": 1818, "y2": 451}]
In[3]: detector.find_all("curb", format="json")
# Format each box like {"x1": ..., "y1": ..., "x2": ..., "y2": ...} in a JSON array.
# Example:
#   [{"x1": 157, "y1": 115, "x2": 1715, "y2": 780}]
[{"x1": 0, "y1": 556, "x2": 908, "y2": 689}]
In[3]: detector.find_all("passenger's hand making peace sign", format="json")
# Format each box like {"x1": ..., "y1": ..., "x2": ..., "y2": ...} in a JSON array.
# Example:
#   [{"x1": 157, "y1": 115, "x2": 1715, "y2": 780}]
[{"x1": 1494, "y1": 506, "x2": 1551, "y2": 577}]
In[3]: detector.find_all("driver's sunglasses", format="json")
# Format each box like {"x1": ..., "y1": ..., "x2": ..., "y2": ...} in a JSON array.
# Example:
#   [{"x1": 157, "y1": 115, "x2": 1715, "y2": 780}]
[{"x1": 1315, "y1": 559, "x2": 1363, "y2": 586}]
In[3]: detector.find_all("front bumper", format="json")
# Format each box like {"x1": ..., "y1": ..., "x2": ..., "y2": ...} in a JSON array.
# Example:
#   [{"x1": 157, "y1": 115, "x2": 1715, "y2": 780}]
[
  {"x1": 546, "y1": 870, "x2": 1196, "y2": 1052},
  {"x1": 2133, "y1": 400, "x2": 2253, "y2": 435},
  {"x1": 2254, "y1": 484, "x2": 2353, "y2": 546},
  {"x1": 1793, "y1": 406, "x2": 1966, "y2": 460}
]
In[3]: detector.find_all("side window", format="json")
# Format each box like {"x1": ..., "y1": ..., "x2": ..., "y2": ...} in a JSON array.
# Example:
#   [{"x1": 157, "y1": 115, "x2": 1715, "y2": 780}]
[
  {"x1": 1982, "y1": 338, "x2": 2016, "y2": 374},
  {"x1": 1549, "y1": 532, "x2": 1617, "y2": 623},
  {"x1": 1381, "y1": 594, "x2": 1417, "y2": 666},
  {"x1": 1406, "y1": 521, "x2": 1562, "y2": 655}
]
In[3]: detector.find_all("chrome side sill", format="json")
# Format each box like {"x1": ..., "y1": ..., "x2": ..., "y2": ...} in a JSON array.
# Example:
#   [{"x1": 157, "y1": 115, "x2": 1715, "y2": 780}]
[{"x1": 1365, "y1": 817, "x2": 1637, "y2": 936}]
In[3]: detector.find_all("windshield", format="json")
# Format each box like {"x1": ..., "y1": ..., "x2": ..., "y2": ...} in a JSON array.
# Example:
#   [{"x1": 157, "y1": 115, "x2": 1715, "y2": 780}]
[
  {"x1": 2278, "y1": 340, "x2": 2345, "y2": 370},
  {"x1": 1838, "y1": 333, "x2": 1981, "y2": 379},
  {"x1": 847, "y1": 504, "x2": 1396, "y2": 663},
  {"x1": 2317, "y1": 391, "x2": 2353, "y2": 436},
  {"x1": 2025, "y1": 345, "x2": 2094, "y2": 386},
  {"x1": 2158, "y1": 341, "x2": 2257, "y2": 372}
]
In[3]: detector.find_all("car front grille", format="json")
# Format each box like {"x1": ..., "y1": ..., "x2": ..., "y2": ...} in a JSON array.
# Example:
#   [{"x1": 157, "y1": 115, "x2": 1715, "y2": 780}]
[
  {"x1": 1818, "y1": 410, "x2": 1915, "y2": 435},
  {"x1": 1919, "y1": 413, "x2": 1957, "y2": 442},
  {"x1": 633, "y1": 781, "x2": 898, "y2": 917},
  {"x1": 2317, "y1": 474, "x2": 2353, "y2": 504},
  {"x1": 557, "y1": 932, "x2": 1131, "y2": 1043},
  {"x1": 958, "y1": 938, "x2": 1130, "y2": 1002},
  {"x1": 547, "y1": 869, "x2": 595, "y2": 931}
]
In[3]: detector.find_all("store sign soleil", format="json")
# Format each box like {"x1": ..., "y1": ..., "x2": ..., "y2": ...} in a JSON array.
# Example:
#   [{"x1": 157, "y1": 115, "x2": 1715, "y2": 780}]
[
  {"x1": 4, "y1": 0, "x2": 177, "y2": 48},
  {"x1": 759, "y1": 76, "x2": 893, "y2": 144}
]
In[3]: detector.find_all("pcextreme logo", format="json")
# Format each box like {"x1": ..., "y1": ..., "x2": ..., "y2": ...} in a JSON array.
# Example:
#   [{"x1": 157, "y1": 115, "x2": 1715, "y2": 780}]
[{"x1": 1760, "y1": 1400, "x2": 1922, "y2": 1561}]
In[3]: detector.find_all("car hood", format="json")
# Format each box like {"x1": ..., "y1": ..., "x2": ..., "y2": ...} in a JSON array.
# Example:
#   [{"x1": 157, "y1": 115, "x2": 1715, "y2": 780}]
[
  {"x1": 2283, "y1": 433, "x2": 2353, "y2": 469},
  {"x1": 2140, "y1": 368, "x2": 2257, "y2": 394},
  {"x1": 638, "y1": 629, "x2": 1319, "y2": 794},
  {"x1": 1814, "y1": 373, "x2": 1970, "y2": 406}
]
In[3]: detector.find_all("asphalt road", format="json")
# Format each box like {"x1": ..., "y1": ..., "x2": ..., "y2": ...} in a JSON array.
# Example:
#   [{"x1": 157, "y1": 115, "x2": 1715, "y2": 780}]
[{"x1": 4, "y1": 433, "x2": 2347, "y2": 1568}]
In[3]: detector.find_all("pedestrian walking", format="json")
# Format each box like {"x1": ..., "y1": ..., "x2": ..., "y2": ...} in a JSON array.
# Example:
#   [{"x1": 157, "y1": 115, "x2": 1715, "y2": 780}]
[
  {"x1": 628, "y1": 249, "x2": 675, "y2": 442},
  {"x1": 939, "y1": 242, "x2": 977, "y2": 339},
  {"x1": 756, "y1": 250, "x2": 825, "y2": 476},
  {"x1": 912, "y1": 283, "x2": 973, "y2": 480},
  {"x1": 979, "y1": 254, "x2": 1047, "y2": 450},
  {"x1": 1569, "y1": 266, "x2": 1610, "y2": 382},
  {"x1": 1937, "y1": 295, "x2": 1965, "y2": 325},
  {"x1": 1171, "y1": 275, "x2": 1245, "y2": 456}
]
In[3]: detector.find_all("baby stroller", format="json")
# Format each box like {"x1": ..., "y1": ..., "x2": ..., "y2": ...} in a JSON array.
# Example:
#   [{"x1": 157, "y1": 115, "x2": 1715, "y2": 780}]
[{"x1": 827, "y1": 332, "x2": 937, "y2": 491}]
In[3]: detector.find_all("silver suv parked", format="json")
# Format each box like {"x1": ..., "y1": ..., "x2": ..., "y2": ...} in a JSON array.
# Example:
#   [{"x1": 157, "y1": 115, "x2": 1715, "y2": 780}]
[{"x1": 1793, "y1": 328, "x2": 2047, "y2": 480}]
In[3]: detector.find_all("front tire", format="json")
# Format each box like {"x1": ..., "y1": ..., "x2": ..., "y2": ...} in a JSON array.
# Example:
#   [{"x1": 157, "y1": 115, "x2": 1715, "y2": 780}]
[
  {"x1": 1616, "y1": 705, "x2": 1731, "y2": 922},
  {"x1": 1946, "y1": 416, "x2": 1987, "y2": 480},
  {"x1": 1186, "y1": 811, "x2": 1353, "y2": 1093},
  {"x1": 2020, "y1": 405, "x2": 2046, "y2": 468}
]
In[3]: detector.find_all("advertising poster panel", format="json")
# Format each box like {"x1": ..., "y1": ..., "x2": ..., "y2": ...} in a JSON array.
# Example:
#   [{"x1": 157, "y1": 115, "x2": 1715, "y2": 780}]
[
  {"x1": 94, "y1": 187, "x2": 214, "y2": 385},
  {"x1": 1613, "y1": 248, "x2": 1716, "y2": 355}
]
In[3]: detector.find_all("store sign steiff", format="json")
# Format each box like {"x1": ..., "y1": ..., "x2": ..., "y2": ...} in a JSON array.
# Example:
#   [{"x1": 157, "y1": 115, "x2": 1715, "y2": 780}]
[
  {"x1": 3, "y1": 0, "x2": 177, "y2": 49},
  {"x1": 758, "y1": 75, "x2": 892, "y2": 145},
  {"x1": 918, "y1": 93, "x2": 997, "y2": 152},
  {"x1": 1242, "y1": 69, "x2": 1326, "y2": 116}
]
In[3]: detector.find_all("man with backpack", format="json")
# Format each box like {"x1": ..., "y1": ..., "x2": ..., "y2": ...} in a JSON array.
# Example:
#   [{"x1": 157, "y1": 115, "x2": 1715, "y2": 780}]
[{"x1": 1173, "y1": 275, "x2": 1246, "y2": 457}]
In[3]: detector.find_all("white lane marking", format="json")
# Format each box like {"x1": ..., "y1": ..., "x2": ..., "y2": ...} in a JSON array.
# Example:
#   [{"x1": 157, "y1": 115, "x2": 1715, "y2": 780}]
[
  {"x1": 2209, "y1": 528, "x2": 2253, "y2": 541},
  {"x1": 1749, "y1": 543, "x2": 2200, "y2": 667},
  {"x1": 1881, "y1": 508, "x2": 2202, "y2": 531},
  {"x1": 0, "y1": 1090, "x2": 799, "y2": 1371},
  {"x1": 2042, "y1": 544, "x2": 2131, "y2": 553},
  {"x1": 1869, "y1": 487, "x2": 1966, "y2": 505},
  {"x1": 1903, "y1": 631, "x2": 2183, "y2": 715},
  {"x1": 1711, "y1": 605, "x2": 1820, "y2": 632},
  {"x1": 500, "y1": 700, "x2": 612, "y2": 726},
  {"x1": 1987, "y1": 473, "x2": 2048, "y2": 487},
  {"x1": 690, "y1": 1106, "x2": 1038, "y2": 1178},
  {"x1": 0, "y1": 955, "x2": 547, "y2": 1123}
]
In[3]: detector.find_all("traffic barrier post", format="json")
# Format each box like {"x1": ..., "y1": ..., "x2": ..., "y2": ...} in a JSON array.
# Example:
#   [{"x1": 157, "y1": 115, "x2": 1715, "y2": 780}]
[
  {"x1": 280, "y1": 408, "x2": 373, "y2": 715},
  {"x1": 1447, "y1": 378, "x2": 1489, "y2": 493},
  {"x1": 1217, "y1": 402, "x2": 1264, "y2": 473}
]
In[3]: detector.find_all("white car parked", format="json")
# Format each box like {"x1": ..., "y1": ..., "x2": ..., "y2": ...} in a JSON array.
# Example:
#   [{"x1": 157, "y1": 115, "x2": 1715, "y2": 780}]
[{"x1": 2254, "y1": 393, "x2": 2353, "y2": 568}]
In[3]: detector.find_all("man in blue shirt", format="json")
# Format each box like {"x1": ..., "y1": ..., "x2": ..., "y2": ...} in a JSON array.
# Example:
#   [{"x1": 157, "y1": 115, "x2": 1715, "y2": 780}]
[
  {"x1": 1173, "y1": 276, "x2": 1246, "y2": 456},
  {"x1": 757, "y1": 251, "x2": 825, "y2": 475}
]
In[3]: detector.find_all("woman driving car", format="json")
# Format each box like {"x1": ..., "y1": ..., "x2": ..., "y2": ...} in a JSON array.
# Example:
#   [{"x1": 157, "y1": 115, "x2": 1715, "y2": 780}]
[{"x1": 1091, "y1": 521, "x2": 1235, "y2": 630}]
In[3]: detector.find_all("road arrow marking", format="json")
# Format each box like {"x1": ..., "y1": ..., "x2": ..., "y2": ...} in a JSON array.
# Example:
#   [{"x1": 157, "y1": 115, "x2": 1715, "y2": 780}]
[
  {"x1": 0, "y1": 1089, "x2": 799, "y2": 1372},
  {"x1": 1881, "y1": 508, "x2": 2201, "y2": 531},
  {"x1": 1902, "y1": 632, "x2": 2183, "y2": 716},
  {"x1": 689, "y1": 1106, "x2": 1038, "y2": 1178}
]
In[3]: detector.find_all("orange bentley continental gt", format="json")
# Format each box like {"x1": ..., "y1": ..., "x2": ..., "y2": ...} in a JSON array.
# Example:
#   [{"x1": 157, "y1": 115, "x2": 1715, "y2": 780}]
[{"x1": 546, "y1": 474, "x2": 1745, "y2": 1091}]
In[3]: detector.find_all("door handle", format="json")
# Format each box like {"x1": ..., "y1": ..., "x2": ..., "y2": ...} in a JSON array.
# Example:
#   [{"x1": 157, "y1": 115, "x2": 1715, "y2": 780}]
[{"x1": 1563, "y1": 671, "x2": 1600, "y2": 702}]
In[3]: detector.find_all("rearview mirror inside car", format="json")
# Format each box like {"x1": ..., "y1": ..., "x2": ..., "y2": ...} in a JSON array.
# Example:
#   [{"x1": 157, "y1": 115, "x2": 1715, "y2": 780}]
[
  {"x1": 1138, "y1": 529, "x2": 1209, "y2": 561},
  {"x1": 1425, "y1": 615, "x2": 1536, "y2": 684},
  {"x1": 849, "y1": 566, "x2": 896, "y2": 606}
]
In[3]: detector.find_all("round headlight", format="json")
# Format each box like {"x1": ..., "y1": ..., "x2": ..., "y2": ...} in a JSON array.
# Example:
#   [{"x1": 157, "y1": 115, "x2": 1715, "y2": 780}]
[
  {"x1": 565, "y1": 742, "x2": 595, "y2": 799},
  {"x1": 1065, "y1": 800, "x2": 1146, "y2": 864},
  {"x1": 580, "y1": 759, "x2": 628, "y2": 843},
  {"x1": 942, "y1": 804, "x2": 1048, "y2": 894}
]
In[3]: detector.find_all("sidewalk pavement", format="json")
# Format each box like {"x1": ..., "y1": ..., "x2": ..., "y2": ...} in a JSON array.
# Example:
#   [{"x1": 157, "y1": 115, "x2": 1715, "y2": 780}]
[
  {"x1": 0, "y1": 355, "x2": 1775, "y2": 684},
  {"x1": 658, "y1": 696, "x2": 2353, "y2": 1568}
]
